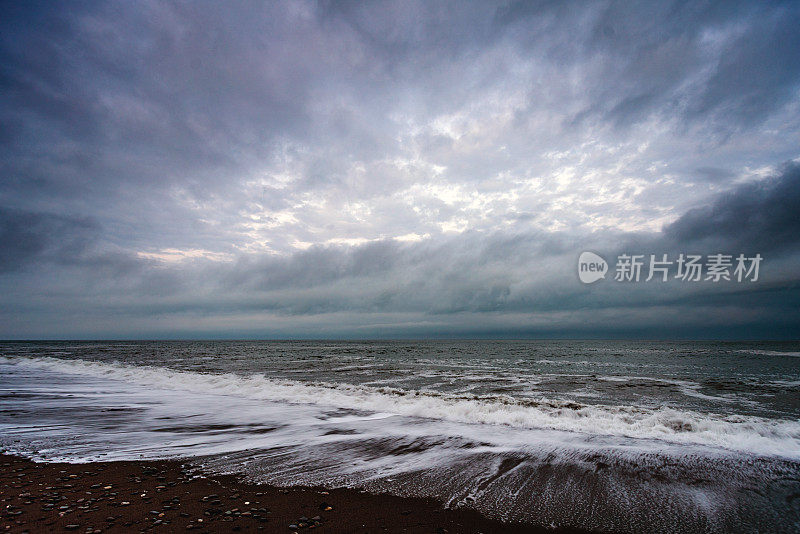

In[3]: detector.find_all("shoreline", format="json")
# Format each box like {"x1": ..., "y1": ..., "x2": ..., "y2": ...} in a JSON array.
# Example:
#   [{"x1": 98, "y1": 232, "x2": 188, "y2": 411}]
[{"x1": 0, "y1": 453, "x2": 596, "y2": 533}]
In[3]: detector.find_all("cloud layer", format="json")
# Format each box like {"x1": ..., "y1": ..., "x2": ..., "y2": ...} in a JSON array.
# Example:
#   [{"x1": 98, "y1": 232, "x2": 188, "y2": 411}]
[{"x1": 1, "y1": 1, "x2": 799, "y2": 338}]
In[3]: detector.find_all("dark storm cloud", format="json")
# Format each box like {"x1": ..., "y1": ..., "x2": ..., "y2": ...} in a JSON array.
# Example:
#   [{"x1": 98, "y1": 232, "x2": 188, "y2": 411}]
[
  {"x1": 0, "y1": 1, "x2": 799, "y2": 338},
  {"x1": 687, "y1": 4, "x2": 800, "y2": 127},
  {"x1": 0, "y1": 206, "x2": 167, "y2": 292},
  {"x1": 596, "y1": 2, "x2": 799, "y2": 126},
  {"x1": 218, "y1": 230, "x2": 576, "y2": 315},
  {"x1": 665, "y1": 163, "x2": 800, "y2": 254},
  {"x1": 0, "y1": 207, "x2": 98, "y2": 273},
  {"x1": 109, "y1": 167, "x2": 800, "y2": 328}
]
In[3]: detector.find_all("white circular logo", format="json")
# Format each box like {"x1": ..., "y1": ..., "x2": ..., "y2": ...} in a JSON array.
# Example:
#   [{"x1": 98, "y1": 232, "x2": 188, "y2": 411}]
[{"x1": 578, "y1": 252, "x2": 608, "y2": 284}]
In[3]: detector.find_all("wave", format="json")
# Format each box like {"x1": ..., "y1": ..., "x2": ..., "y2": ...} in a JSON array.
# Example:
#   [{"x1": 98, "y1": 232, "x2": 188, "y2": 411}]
[
  {"x1": 743, "y1": 349, "x2": 800, "y2": 357},
  {"x1": 3, "y1": 355, "x2": 800, "y2": 458}
]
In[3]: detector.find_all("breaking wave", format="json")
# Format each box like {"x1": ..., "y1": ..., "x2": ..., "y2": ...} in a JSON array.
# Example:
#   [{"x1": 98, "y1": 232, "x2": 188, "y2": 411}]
[{"x1": 4, "y1": 355, "x2": 800, "y2": 458}]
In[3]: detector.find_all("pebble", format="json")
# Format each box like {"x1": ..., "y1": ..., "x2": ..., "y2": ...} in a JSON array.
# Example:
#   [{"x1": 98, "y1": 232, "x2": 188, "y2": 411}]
[{"x1": 0, "y1": 456, "x2": 346, "y2": 534}]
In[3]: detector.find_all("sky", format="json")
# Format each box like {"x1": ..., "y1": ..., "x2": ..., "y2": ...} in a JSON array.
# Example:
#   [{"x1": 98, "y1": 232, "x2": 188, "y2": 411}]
[{"x1": 1, "y1": 0, "x2": 799, "y2": 339}]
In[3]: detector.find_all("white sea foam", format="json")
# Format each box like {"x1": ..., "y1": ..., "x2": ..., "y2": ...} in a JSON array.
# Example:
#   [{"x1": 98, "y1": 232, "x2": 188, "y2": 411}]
[
  {"x1": 3, "y1": 355, "x2": 800, "y2": 458},
  {"x1": 739, "y1": 349, "x2": 800, "y2": 358},
  {"x1": 744, "y1": 349, "x2": 800, "y2": 357}
]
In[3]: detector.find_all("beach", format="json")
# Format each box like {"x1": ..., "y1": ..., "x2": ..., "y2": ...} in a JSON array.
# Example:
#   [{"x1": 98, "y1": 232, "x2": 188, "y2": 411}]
[
  {"x1": 0, "y1": 453, "x2": 589, "y2": 533},
  {"x1": 2, "y1": 340, "x2": 799, "y2": 533},
  {"x1": 3, "y1": 1, "x2": 800, "y2": 531}
]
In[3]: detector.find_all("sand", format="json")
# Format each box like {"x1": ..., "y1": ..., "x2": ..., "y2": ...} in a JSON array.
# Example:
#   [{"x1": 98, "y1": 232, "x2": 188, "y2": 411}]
[{"x1": 0, "y1": 454, "x2": 595, "y2": 533}]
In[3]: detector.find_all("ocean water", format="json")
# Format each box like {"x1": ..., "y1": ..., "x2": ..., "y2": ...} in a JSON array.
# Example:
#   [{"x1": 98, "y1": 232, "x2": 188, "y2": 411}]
[{"x1": 1, "y1": 340, "x2": 799, "y2": 532}]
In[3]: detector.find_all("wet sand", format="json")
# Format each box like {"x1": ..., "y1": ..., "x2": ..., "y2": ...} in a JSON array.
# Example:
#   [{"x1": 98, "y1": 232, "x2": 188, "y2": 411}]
[{"x1": 0, "y1": 454, "x2": 596, "y2": 533}]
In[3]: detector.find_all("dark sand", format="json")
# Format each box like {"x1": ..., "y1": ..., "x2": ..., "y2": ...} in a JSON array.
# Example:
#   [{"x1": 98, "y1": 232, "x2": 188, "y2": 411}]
[{"x1": 0, "y1": 454, "x2": 596, "y2": 533}]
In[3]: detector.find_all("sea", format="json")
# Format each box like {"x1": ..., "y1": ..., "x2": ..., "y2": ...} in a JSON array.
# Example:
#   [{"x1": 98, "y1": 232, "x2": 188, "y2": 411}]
[{"x1": 1, "y1": 340, "x2": 799, "y2": 533}]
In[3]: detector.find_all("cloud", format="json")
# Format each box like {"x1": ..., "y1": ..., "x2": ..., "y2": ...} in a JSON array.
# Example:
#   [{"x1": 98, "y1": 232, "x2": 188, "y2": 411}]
[
  {"x1": 0, "y1": 1, "x2": 798, "y2": 338},
  {"x1": 664, "y1": 162, "x2": 800, "y2": 254},
  {"x1": 0, "y1": 207, "x2": 98, "y2": 273}
]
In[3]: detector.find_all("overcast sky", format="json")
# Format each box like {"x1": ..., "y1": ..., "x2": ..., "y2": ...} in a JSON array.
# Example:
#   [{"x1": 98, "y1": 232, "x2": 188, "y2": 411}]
[{"x1": 1, "y1": 0, "x2": 799, "y2": 339}]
